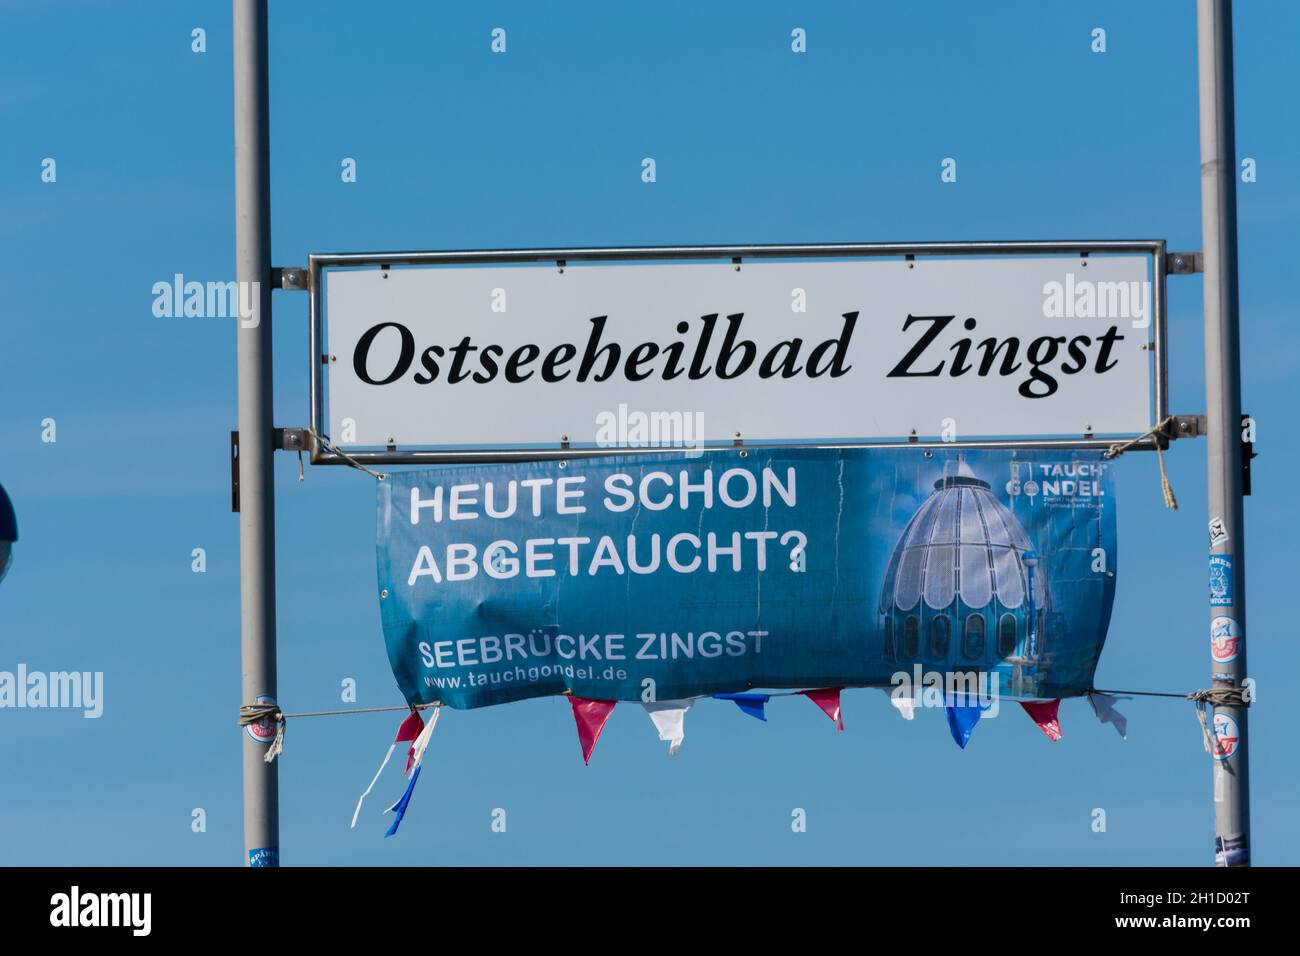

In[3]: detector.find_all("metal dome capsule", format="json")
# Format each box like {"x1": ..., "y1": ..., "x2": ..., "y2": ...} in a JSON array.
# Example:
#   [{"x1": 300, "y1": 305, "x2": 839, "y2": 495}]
[
  {"x1": 879, "y1": 460, "x2": 1056, "y2": 696},
  {"x1": 0, "y1": 481, "x2": 16, "y2": 584}
]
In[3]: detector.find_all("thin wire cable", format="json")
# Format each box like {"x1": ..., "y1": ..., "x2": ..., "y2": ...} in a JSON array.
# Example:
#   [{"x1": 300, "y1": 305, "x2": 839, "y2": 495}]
[
  {"x1": 256, "y1": 683, "x2": 1233, "y2": 724},
  {"x1": 310, "y1": 430, "x2": 387, "y2": 480},
  {"x1": 280, "y1": 702, "x2": 439, "y2": 720}
]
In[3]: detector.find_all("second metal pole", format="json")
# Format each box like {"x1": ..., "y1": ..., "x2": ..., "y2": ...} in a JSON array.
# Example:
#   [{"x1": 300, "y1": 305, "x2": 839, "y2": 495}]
[
  {"x1": 1196, "y1": 0, "x2": 1250, "y2": 867},
  {"x1": 234, "y1": 0, "x2": 279, "y2": 867}
]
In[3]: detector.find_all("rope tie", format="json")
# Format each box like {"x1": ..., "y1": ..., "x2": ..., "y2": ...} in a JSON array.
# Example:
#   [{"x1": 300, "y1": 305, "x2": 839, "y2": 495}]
[
  {"x1": 1194, "y1": 700, "x2": 1215, "y2": 754},
  {"x1": 1187, "y1": 686, "x2": 1250, "y2": 707},
  {"x1": 1189, "y1": 686, "x2": 1249, "y2": 759},
  {"x1": 238, "y1": 702, "x2": 288, "y2": 763},
  {"x1": 264, "y1": 717, "x2": 286, "y2": 763},
  {"x1": 238, "y1": 702, "x2": 280, "y2": 726},
  {"x1": 1104, "y1": 415, "x2": 1177, "y2": 510},
  {"x1": 1107, "y1": 416, "x2": 1180, "y2": 512}
]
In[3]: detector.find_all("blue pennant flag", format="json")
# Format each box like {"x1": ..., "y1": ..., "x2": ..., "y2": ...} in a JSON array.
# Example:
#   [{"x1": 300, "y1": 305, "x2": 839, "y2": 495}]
[
  {"x1": 714, "y1": 692, "x2": 770, "y2": 721},
  {"x1": 944, "y1": 693, "x2": 989, "y2": 749},
  {"x1": 384, "y1": 765, "x2": 422, "y2": 837}
]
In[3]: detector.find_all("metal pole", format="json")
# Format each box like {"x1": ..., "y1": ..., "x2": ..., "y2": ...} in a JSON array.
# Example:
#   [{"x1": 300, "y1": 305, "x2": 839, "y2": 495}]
[
  {"x1": 1196, "y1": 0, "x2": 1250, "y2": 867},
  {"x1": 233, "y1": 0, "x2": 279, "y2": 867}
]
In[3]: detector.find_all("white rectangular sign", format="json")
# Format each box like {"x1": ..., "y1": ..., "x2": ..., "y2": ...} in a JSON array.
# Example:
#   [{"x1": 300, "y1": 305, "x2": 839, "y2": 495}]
[{"x1": 321, "y1": 253, "x2": 1155, "y2": 451}]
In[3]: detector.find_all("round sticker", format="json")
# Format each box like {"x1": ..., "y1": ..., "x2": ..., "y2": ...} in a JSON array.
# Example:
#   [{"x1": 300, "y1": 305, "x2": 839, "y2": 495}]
[
  {"x1": 246, "y1": 694, "x2": 279, "y2": 744},
  {"x1": 1210, "y1": 616, "x2": 1241, "y2": 664},
  {"x1": 1211, "y1": 713, "x2": 1240, "y2": 762}
]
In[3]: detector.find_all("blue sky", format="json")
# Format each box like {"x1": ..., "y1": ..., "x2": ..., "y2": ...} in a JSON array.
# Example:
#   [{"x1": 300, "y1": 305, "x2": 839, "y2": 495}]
[{"x1": 1, "y1": 0, "x2": 1297, "y2": 865}]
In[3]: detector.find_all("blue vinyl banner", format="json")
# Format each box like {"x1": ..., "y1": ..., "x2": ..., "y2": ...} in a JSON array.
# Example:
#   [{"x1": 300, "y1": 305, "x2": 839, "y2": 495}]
[{"x1": 376, "y1": 449, "x2": 1116, "y2": 709}]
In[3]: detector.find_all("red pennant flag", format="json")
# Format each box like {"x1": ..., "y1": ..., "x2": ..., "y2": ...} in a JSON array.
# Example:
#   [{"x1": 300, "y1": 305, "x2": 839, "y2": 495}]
[
  {"x1": 570, "y1": 697, "x2": 616, "y2": 764},
  {"x1": 801, "y1": 688, "x2": 844, "y2": 730},
  {"x1": 395, "y1": 711, "x2": 425, "y2": 741},
  {"x1": 1020, "y1": 699, "x2": 1063, "y2": 741},
  {"x1": 396, "y1": 710, "x2": 426, "y2": 772}
]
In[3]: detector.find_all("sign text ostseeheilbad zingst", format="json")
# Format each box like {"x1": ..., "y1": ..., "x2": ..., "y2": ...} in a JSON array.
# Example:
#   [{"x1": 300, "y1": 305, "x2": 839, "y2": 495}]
[{"x1": 321, "y1": 254, "x2": 1155, "y2": 451}]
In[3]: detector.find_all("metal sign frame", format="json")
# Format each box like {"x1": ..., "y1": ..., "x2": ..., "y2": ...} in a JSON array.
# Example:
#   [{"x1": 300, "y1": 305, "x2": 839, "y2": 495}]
[{"x1": 307, "y1": 239, "x2": 1168, "y2": 465}]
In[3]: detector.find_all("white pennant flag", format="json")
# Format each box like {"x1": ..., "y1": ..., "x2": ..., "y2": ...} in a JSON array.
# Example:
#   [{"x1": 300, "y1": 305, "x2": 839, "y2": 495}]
[
  {"x1": 881, "y1": 686, "x2": 916, "y2": 720},
  {"x1": 408, "y1": 705, "x2": 441, "y2": 771},
  {"x1": 643, "y1": 700, "x2": 692, "y2": 755},
  {"x1": 1088, "y1": 692, "x2": 1129, "y2": 739}
]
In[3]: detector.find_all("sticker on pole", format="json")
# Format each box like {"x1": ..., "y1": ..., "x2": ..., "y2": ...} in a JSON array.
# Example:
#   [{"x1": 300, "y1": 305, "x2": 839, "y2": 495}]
[
  {"x1": 1208, "y1": 555, "x2": 1234, "y2": 607},
  {"x1": 1210, "y1": 712, "x2": 1240, "y2": 761},
  {"x1": 1215, "y1": 832, "x2": 1249, "y2": 867},
  {"x1": 248, "y1": 846, "x2": 280, "y2": 868},
  {"x1": 245, "y1": 694, "x2": 278, "y2": 745},
  {"x1": 1209, "y1": 616, "x2": 1241, "y2": 663}
]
